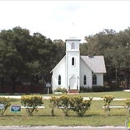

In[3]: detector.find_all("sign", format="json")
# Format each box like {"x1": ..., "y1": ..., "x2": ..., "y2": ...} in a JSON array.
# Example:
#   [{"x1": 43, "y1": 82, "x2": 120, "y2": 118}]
[
  {"x1": 46, "y1": 82, "x2": 51, "y2": 88},
  {"x1": 0, "y1": 104, "x2": 4, "y2": 109},
  {"x1": 10, "y1": 105, "x2": 21, "y2": 112}
]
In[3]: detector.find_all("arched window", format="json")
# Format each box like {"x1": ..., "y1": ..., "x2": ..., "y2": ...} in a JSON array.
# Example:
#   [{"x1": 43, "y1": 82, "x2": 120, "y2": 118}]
[
  {"x1": 58, "y1": 75, "x2": 61, "y2": 85},
  {"x1": 71, "y1": 43, "x2": 75, "y2": 49},
  {"x1": 92, "y1": 74, "x2": 97, "y2": 85},
  {"x1": 84, "y1": 75, "x2": 86, "y2": 85},
  {"x1": 72, "y1": 57, "x2": 75, "y2": 65}
]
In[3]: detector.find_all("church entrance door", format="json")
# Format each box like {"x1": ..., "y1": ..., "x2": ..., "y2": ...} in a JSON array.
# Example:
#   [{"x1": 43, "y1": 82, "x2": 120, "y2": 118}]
[{"x1": 69, "y1": 77, "x2": 77, "y2": 89}]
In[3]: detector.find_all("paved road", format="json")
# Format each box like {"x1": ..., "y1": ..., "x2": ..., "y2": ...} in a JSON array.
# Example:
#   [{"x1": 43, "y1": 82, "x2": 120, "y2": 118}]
[{"x1": 0, "y1": 126, "x2": 128, "y2": 130}]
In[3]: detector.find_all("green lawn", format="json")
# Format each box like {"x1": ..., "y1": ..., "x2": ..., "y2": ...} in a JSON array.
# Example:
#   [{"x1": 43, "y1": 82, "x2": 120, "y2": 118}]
[
  {"x1": 44, "y1": 91, "x2": 130, "y2": 99},
  {"x1": 70, "y1": 91, "x2": 130, "y2": 98},
  {"x1": 0, "y1": 91, "x2": 130, "y2": 126}
]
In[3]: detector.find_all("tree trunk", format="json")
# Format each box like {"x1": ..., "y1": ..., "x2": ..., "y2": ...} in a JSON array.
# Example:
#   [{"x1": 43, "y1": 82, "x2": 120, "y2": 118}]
[
  {"x1": 0, "y1": 76, "x2": 4, "y2": 93},
  {"x1": 124, "y1": 70, "x2": 129, "y2": 89},
  {"x1": 10, "y1": 73, "x2": 17, "y2": 93}
]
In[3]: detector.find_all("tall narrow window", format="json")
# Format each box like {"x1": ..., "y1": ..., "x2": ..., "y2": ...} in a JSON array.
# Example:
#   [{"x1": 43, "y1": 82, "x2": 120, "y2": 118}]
[
  {"x1": 71, "y1": 43, "x2": 75, "y2": 49},
  {"x1": 92, "y1": 74, "x2": 97, "y2": 85},
  {"x1": 72, "y1": 57, "x2": 75, "y2": 65},
  {"x1": 84, "y1": 75, "x2": 86, "y2": 85},
  {"x1": 58, "y1": 75, "x2": 61, "y2": 85}
]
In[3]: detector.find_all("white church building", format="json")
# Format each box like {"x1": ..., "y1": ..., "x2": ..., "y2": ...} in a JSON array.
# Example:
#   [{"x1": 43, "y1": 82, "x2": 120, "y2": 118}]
[{"x1": 51, "y1": 37, "x2": 106, "y2": 92}]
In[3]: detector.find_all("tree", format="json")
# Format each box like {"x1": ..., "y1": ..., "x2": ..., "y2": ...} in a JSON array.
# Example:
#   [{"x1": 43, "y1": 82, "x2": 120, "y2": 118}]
[
  {"x1": 31, "y1": 33, "x2": 59, "y2": 83},
  {"x1": 83, "y1": 29, "x2": 117, "y2": 86},
  {"x1": 0, "y1": 27, "x2": 65, "y2": 93},
  {"x1": 114, "y1": 28, "x2": 130, "y2": 88},
  {"x1": 83, "y1": 28, "x2": 130, "y2": 88},
  {"x1": 0, "y1": 27, "x2": 32, "y2": 92},
  {"x1": 53, "y1": 39, "x2": 65, "y2": 65}
]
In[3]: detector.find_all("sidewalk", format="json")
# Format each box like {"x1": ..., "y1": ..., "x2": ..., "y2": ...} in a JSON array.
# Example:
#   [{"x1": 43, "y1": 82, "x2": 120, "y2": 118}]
[{"x1": 0, "y1": 126, "x2": 127, "y2": 130}]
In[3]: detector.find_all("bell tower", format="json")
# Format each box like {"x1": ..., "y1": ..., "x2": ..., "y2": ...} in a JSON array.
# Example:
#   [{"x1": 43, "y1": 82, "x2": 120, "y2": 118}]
[{"x1": 65, "y1": 37, "x2": 81, "y2": 90}]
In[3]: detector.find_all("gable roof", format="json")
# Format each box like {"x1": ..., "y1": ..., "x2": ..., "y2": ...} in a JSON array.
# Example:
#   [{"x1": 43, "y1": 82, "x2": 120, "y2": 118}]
[
  {"x1": 81, "y1": 56, "x2": 106, "y2": 73},
  {"x1": 50, "y1": 56, "x2": 66, "y2": 73}
]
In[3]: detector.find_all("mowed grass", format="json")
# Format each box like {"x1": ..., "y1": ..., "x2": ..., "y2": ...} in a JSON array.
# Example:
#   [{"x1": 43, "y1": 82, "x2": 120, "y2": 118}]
[
  {"x1": 75, "y1": 91, "x2": 130, "y2": 98},
  {"x1": 44, "y1": 90, "x2": 130, "y2": 98},
  {"x1": 0, "y1": 91, "x2": 130, "y2": 126}
]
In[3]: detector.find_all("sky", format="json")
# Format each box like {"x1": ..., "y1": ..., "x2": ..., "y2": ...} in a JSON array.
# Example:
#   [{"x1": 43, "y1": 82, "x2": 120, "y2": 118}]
[{"x1": 0, "y1": 1, "x2": 130, "y2": 43}]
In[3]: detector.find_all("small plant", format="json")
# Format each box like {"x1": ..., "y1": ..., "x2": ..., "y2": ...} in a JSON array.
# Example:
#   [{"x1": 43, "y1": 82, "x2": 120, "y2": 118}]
[
  {"x1": 58, "y1": 95, "x2": 92, "y2": 117},
  {"x1": 49, "y1": 96, "x2": 59, "y2": 116},
  {"x1": 58, "y1": 95, "x2": 71, "y2": 116},
  {"x1": 125, "y1": 99, "x2": 130, "y2": 106},
  {"x1": 54, "y1": 87, "x2": 67, "y2": 93},
  {"x1": 103, "y1": 95, "x2": 114, "y2": 106},
  {"x1": 0, "y1": 97, "x2": 11, "y2": 116},
  {"x1": 70, "y1": 96, "x2": 92, "y2": 116},
  {"x1": 21, "y1": 94, "x2": 43, "y2": 116},
  {"x1": 102, "y1": 95, "x2": 114, "y2": 116},
  {"x1": 124, "y1": 99, "x2": 130, "y2": 115}
]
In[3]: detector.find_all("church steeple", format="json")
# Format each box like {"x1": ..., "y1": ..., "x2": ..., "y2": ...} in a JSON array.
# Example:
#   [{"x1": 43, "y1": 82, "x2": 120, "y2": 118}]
[
  {"x1": 65, "y1": 37, "x2": 81, "y2": 90},
  {"x1": 65, "y1": 37, "x2": 81, "y2": 52}
]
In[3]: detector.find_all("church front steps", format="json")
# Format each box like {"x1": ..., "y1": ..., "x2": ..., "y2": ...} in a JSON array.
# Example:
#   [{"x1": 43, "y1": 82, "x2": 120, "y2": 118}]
[{"x1": 68, "y1": 89, "x2": 79, "y2": 94}]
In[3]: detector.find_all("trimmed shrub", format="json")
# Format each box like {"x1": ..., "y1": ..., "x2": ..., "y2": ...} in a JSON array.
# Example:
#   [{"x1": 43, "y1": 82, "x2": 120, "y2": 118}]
[
  {"x1": 102, "y1": 95, "x2": 114, "y2": 116},
  {"x1": 49, "y1": 96, "x2": 60, "y2": 116},
  {"x1": 70, "y1": 96, "x2": 92, "y2": 116},
  {"x1": 0, "y1": 97, "x2": 11, "y2": 116},
  {"x1": 58, "y1": 95, "x2": 92, "y2": 116},
  {"x1": 21, "y1": 94, "x2": 43, "y2": 116},
  {"x1": 124, "y1": 99, "x2": 130, "y2": 115},
  {"x1": 103, "y1": 95, "x2": 114, "y2": 106},
  {"x1": 58, "y1": 95, "x2": 71, "y2": 116},
  {"x1": 54, "y1": 87, "x2": 67, "y2": 93},
  {"x1": 125, "y1": 99, "x2": 130, "y2": 107},
  {"x1": 92, "y1": 86, "x2": 110, "y2": 92},
  {"x1": 80, "y1": 86, "x2": 91, "y2": 92},
  {"x1": 80, "y1": 86, "x2": 111, "y2": 93}
]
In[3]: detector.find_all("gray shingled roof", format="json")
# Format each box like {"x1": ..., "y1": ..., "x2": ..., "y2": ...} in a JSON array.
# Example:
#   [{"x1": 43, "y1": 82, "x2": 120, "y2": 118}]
[{"x1": 81, "y1": 56, "x2": 106, "y2": 73}]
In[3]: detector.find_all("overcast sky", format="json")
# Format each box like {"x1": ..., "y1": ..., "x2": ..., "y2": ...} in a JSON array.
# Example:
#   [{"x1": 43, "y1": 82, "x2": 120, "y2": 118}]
[{"x1": 0, "y1": 1, "x2": 130, "y2": 42}]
